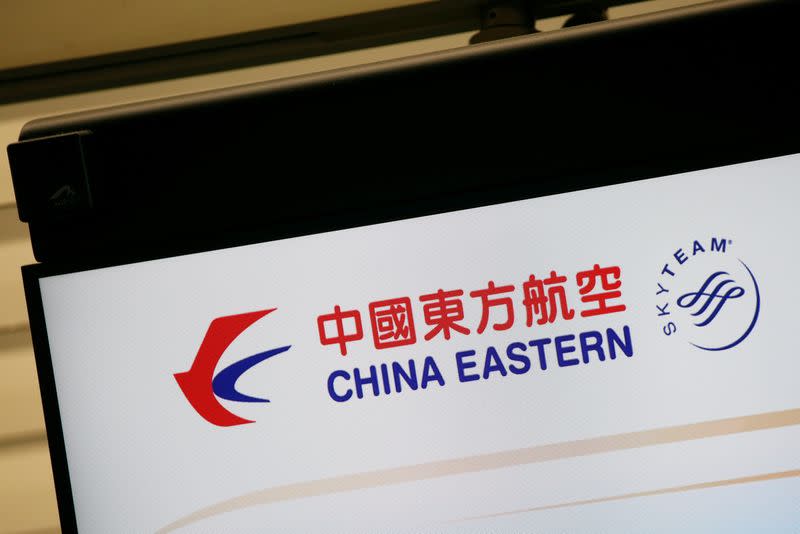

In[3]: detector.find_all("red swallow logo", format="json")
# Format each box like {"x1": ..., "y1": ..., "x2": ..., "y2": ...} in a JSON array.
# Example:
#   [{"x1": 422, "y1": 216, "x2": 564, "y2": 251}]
[{"x1": 175, "y1": 309, "x2": 290, "y2": 427}]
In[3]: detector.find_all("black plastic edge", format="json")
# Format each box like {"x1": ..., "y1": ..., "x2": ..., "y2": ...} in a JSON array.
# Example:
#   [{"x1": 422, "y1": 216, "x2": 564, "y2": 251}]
[
  {"x1": 21, "y1": 266, "x2": 78, "y2": 534},
  {"x1": 14, "y1": 0, "x2": 773, "y2": 141}
]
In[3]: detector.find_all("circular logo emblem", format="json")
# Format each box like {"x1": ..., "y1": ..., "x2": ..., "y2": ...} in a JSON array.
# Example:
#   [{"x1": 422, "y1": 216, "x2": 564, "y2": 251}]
[{"x1": 656, "y1": 238, "x2": 760, "y2": 351}]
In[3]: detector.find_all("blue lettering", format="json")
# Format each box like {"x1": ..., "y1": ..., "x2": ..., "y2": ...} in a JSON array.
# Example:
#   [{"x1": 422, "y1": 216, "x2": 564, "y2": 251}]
[
  {"x1": 483, "y1": 346, "x2": 508, "y2": 379},
  {"x1": 327, "y1": 370, "x2": 352, "y2": 402},
  {"x1": 673, "y1": 248, "x2": 688, "y2": 265},
  {"x1": 456, "y1": 350, "x2": 479, "y2": 382},
  {"x1": 692, "y1": 240, "x2": 706, "y2": 255},
  {"x1": 506, "y1": 342, "x2": 531, "y2": 375},
  {"x1": 579, "y1": 330, "x2": 606, "y2": 363},
  {"x1": 528, "y1": 338, "x2": 552, "y2": 370},
  {"x1": 711, "y1": 237, "x2": 727, "y2": 253},
  {"x1": 607, "y1": 325, "x2": 634, "y2": 359},
  {"x1": 421, "y1": 356, "x2": 445, "y2": 388},
  {"x1": 555, "y1": 335, "x2": 579, "y2": 367},
  {"x1": 380, "y1": 364, "x2": 391, "y2": 395},
  {"x1": 392, "y1": 360, "x2": 418, "y2": 393},
  {"x1": 353, "y1": 365, "x2": 380, "y2": 398}
]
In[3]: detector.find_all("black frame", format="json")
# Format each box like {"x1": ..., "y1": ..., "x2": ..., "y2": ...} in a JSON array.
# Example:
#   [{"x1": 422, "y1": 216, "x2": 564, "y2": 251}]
[
  {"x1": 13, "y1": 1, "x2": 800, "y2": 531},
  {"x1": 24, "y1": 152, "x2": 800, "y2": 534},
  {"x1": 22, "y1": 271, "x2": 79, "y2": 533},
  {"x1": 9, "y1": 0, "x2": 800, "y2": 266}
]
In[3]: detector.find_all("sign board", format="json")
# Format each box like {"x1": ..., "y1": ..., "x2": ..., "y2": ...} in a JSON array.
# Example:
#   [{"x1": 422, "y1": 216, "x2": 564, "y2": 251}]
[{"x1": 27, "y1": 153, "x2": 800, "y2": 532}]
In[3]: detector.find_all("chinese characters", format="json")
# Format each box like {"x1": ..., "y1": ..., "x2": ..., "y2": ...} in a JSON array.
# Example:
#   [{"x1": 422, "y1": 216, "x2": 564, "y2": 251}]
[{"x1": 317, "y1": 264, "x2": 626, "y2": 356}]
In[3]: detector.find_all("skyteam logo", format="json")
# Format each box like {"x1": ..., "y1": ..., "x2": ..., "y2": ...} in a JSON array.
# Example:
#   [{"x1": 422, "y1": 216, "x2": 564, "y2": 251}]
[
  {"x1": 656, "y1": 237, "x2": 760, "y2": 351},
  {"x1": 175, "y1": 309, "x2": 290, "y2": 427}
]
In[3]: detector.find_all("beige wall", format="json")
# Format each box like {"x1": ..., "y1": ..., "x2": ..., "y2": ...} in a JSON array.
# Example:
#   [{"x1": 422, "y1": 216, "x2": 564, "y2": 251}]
[
  {"x1": 0, "y1": 0, "x2": 709, "y2": 70},
  {"x1": 0, "y1": 1, "x2": 711, "y2": 532},
  {"x1": 0, "y1": 0, "x2": 429, "y2": 70}
]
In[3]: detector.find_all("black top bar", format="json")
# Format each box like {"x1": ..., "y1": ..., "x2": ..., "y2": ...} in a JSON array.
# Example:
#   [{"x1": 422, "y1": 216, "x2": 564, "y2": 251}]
[{"x1": 7, "y1": 0, "x2": 800, "y2": 266}]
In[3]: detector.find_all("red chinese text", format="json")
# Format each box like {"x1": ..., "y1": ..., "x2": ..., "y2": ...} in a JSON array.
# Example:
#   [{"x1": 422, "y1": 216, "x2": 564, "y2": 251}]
[
  {"x1": 317, "y1": 305, "x2": 363, "y2": 356},
  {"x1": 522, "y1": 271, "x2": 575, "y2": 326},
  {"x1": 576, "y1": 264, "x2": 626, "y2": 317},
  {"x1": 369, "y1": 297, "x2": 416, "y2": 349},
  {"x1": 419, "y1": 289, "x2": 471, "y2": 341},
  {"x1": 469, "y1": 280, "x2": 515, "y2": 333}
]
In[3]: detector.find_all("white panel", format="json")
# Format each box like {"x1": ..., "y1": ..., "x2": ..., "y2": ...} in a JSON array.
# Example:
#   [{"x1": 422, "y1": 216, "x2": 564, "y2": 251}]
[
  {"x1": 34, "y1": 153, "x2": 800, "y2": 532},
  {"x1": 0, "y1": 440, "x2": 59, "y2": 534}
]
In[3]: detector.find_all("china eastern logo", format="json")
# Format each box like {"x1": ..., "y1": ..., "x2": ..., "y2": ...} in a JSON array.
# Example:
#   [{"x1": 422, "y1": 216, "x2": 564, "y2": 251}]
[
  {"x1": 316, "y1": 264, "x2": 634, "y2": 403},
  {"x1": 656, "y1": 237, "x2": 760, "y2": 351},
  {"x1": 175, "y1": 309, "x2": 290, "y2": 427}
]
